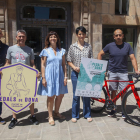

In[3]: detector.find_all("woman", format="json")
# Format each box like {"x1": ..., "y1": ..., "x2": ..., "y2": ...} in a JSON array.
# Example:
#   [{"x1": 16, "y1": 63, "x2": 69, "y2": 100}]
[
  {"x1": 38, "y1": 31, "x2": 68, "y2": 126},
  {"x1": 67, "y1": 26, "x2": 93, "y2": 123}
]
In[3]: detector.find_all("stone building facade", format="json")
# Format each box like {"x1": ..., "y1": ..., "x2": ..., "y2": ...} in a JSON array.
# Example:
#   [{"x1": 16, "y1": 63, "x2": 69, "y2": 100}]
[{"x1": 0, "y1": 0, "x2": 140, "y2": 77}]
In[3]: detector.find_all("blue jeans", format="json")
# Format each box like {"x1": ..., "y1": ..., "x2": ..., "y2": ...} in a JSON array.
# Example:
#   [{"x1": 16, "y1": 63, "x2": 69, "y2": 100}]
[
  {"x1": 0, "y1": 102, "x2": 2, "y2": 115},
  {"x1": 71, "y1": 70, "x2": 91, "y2": 118}
]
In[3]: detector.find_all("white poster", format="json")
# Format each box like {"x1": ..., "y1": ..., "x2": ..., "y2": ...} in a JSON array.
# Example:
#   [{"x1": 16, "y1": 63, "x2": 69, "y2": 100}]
[{"x1": 75, "y1": 58, "x2": 108, "y2": 98}]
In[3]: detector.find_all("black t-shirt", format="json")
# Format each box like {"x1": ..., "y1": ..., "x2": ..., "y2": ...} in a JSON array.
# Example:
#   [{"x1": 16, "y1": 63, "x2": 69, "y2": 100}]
[
  {"x1": 103, "y1": 42, "x2": 134, "y2": 73},
  {"x1": 0, "y1": 41, "x2": 9, "y2": 67}
]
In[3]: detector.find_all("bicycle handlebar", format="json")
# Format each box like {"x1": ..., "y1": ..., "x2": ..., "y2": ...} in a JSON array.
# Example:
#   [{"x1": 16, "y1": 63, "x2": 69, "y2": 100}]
[{"x1": 129, "y1": 74, "x2": 140, "y2": 85}]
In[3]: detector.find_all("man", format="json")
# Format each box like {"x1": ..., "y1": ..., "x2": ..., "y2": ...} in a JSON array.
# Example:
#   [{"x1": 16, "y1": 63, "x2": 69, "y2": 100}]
[
  {"x1": 98, "y1": 29, "x2": 139, "y2": 118},
  {"x1": 2, "y1": 30, "x2": 39, "y2": 129},
  {"x1": 0, "y1": 29, "x2": 8, "y2": 124}
]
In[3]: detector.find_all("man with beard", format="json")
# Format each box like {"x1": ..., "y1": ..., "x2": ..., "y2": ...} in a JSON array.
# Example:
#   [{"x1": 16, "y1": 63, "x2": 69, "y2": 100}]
[
  {"x1": 98, "y1": 29, "x2": 139, "y2": 118},
  {"x1": 0, "y1": 29, "x2": 8, "y2": 124},
  {"x1": 1, "y1": 30, "x2": 39, "y2": 129}
]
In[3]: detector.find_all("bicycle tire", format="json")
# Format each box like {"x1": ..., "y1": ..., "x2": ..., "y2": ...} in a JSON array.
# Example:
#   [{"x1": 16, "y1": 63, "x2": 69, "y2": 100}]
[
  {"x1": 90, "y1": 87, "x2": 107, "y2": 113},
  {"x1": 122, "y1": 88, "x2": 140, "y2": 126}
]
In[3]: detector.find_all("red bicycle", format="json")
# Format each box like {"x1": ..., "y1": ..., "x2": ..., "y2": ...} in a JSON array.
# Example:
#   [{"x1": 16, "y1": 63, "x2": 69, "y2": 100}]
[{"x1": 90, "y1": 74, "x2": 140, "y2": 126}]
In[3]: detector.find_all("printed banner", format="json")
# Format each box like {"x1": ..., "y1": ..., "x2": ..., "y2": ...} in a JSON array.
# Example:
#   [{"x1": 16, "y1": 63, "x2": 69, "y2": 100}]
[
  {"x1": 75, "y1": 58, "x2": 108, "y2": 98},
  {"x1": 0, "y1": 62, "x2": 39, "y2": 114}
]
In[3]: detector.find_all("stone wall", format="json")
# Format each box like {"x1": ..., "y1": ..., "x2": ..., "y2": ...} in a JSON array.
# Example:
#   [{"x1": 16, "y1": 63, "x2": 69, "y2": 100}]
[
  {"x1": 89, "y1": 0, "x2": 103, "y2": 58},
  {"x1": 7, "y1": 0, "x2": 17, "y2": 46},
  {"x1": 101, "y1": 0, "x2": 140, "y2": 25},
  {"x1": 0, "y1": 0, "x2": 8, "y2": 44},
  {"x1": 72, "y1": 0, "x2": 81, "y2": 43}
]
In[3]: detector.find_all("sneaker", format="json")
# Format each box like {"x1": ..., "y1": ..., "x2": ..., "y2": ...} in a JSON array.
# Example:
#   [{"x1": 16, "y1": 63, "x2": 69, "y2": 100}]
[
  {"x1": 122, "y1": 113, "x2": 126, "y2": 119},
  {"x1": 0, "y1": 117, "x2": 6, "y2": 125},
  {"x1": 108, "y1": 110, "x2": 116, "y2": 117},
  {"x1": 30, "y1": 115, "x2": 39, "y2": 125},
  {"x1": 8, "y1": 118, "x2": 17, "y2": 129}
]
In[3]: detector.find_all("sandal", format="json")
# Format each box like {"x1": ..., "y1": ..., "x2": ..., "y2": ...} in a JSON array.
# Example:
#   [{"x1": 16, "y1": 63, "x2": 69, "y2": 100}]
[
  {"x1": 87, "y1": 117, "x2": 93, "y2": 122},
  {"x1": 48, "y1": 116, "x2": 55, "y2": 126},
  {"x1": 71, "y1": 118, "x2": 77, "y2": 123},
  {"x1": 53, "y1": 112, "x2": 66, "y2": 120}
]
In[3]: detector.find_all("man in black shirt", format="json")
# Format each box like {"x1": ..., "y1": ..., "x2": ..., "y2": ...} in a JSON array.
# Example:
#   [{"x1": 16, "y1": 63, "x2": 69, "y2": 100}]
[{"x1": 0, "y1": 29, "x2": 9, "y2": 124}]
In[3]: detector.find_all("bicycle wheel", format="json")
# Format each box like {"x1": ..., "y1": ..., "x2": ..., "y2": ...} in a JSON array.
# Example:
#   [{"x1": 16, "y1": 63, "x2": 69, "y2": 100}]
[
  {"x1": 122, "y1": 88, "x2": 140, "y2": 126},
  {"x1": 90, "y1": 87, "x2": 107, "y2": 113}
]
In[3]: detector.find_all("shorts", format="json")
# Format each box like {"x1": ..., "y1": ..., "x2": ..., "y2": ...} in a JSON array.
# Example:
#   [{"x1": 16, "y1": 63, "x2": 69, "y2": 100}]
[{"x1": 108, "y1": 71, "x2": 129, "y2": 91}]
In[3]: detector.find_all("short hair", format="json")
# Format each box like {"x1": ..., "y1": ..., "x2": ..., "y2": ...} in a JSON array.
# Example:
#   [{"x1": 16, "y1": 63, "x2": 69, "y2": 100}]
[
  {"x1": 16, "y1": 30, "x2": 27, "y2": 36},
  {"x1": 45, "y1": 31, "x2": 61, "y2": 49},
  {"x1": 76, "y1": 26, "x2": 86, "y2": 35},
  {"x1": 113, "y1": 29, "x2": 123, "y2": 35}
]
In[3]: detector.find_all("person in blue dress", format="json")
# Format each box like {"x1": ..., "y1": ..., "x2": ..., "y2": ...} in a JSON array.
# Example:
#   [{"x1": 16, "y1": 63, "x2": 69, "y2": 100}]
[{"x1": 38, "y1": 31, "x2": 68, "y2": 126}]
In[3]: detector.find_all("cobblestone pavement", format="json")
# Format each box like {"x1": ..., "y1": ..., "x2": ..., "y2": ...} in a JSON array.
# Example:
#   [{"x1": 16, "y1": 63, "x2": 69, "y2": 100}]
[{"x1": 0, "y1": 81, "x2": 140, "y2": 140}]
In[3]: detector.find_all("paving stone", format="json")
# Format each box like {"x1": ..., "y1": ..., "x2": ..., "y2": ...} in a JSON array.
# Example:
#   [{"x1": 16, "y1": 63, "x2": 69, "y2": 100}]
[
  {"x1": 0, "y1": 123, "x2": 7, "y2": 133},
  {"x1": 19, "y1": 125, "x2": 31, "y2": 134},
  {"x1": 78, "y1": 117, "x2": 96, "y2": 127},
  {"x1": 68, "y1": 121, "x2": 81, "y2": 133},
  {"x1": 103, "y1": 132, "x2": 115, "y2": 140},
  {"x1": 81, "y1": 126, "x2": 102, "y2": 139},
  {"x1": 60, "y1": 129, "x2": 71, "y2": 140},
  {"x1": 0, "y1": 126, "x2": 21, "y2": 139},
  {"x1": 70, "y1": 132, "x2": 84, "y2": 140},
  {"x1": 121, "y1": 127, "x2": 140, "y2": 140},
  {"x1": 96, "y1": 121, "x2": 110, "y2": 133},
  {"x1": 29, "y1": 125, "x2": 42, "y2": 134},
  {"x1": 114, "y1": 136, "x2": 130, "y2": 140},
  {"x1": 41, "y1": 132, "x2": 60, "y2": 140},
  {"x1": 28, "y1": 138, "x2": 41, "y2": 140},
  {"x1": 42, "y1": 122, "x2": 59, "y2": 132},
  {"x1": 109, "y1": 127, "x2": 127, "y2": 137},
  {"x1": 85, "y1": 137, "x2": 104, "y2": 140},
  {"x1": 17, "y1": 134, "x2": 28, "y2": 140},
  {"x1": 94, "y1": 116, "x2": 104, "y2": 122},
  {"x1": 28, "y1": 131, "x2": 41, "y2": 139},
  {"x1": 59, "y1": 120, "x2": 69, "y2": 130}
]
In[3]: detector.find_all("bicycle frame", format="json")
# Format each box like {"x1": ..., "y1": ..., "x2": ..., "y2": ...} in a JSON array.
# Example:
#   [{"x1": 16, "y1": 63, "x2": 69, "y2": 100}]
[{"x1": 91, "y1": 79, "x2": 140, "y2": 108}]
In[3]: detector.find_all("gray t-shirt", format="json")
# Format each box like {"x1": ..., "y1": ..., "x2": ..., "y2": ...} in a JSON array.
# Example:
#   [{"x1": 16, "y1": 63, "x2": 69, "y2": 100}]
[{"x1": 6, "y1": 45, "x2": 34, "y2": 66}]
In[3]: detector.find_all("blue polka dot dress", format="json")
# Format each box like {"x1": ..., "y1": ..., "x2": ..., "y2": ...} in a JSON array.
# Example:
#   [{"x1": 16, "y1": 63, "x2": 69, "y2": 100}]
[{"x1": 37, "y1": 47, "x2": 68, "y2": 97}]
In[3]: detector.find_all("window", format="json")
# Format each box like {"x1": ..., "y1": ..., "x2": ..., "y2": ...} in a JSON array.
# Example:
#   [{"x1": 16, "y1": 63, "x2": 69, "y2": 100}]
[
  {"x1": 102, "y1": 26, "x2": 136, "y2": 72},
  {"x1": 115, "y1": 0, "x2": 129, "y2": 15},
  {"x1": 23, "y1": 6, "x2": 66, "y2": 20}
]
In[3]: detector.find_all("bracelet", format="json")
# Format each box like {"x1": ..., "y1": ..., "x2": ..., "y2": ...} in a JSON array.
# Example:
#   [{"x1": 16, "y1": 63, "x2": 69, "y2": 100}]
[
  {"x1": 42, "y1": 77, "x2": 45, "y2": 79},
  {"x1": 64, "y1": 77, "x2": 68, "y2": 79}
]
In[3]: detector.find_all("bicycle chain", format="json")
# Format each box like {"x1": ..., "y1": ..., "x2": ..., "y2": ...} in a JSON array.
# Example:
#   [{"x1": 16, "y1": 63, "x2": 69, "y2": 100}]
[{"x1": 105, "y1": 100, "x2": 116, "y2": 110}]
